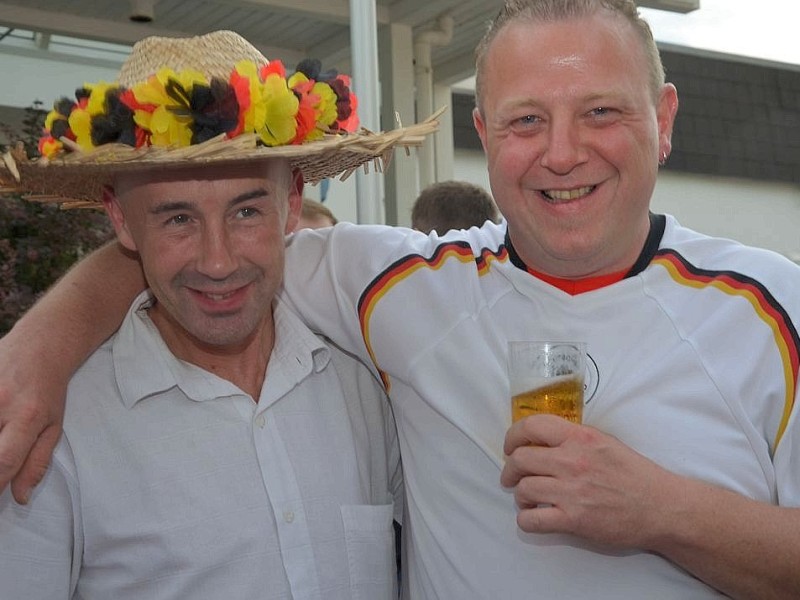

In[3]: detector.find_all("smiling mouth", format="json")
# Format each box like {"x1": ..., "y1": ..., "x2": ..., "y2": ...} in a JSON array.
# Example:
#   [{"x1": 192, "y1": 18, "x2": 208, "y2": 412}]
[
  {"x1": 201, "y1": 290, "x2": 239, "y2": 301},
  {"x1": 542, "y1": 185, "x2": 595, "y2": 202},
  {"x1": 190, "y1": 286, "x2": 245, "y2": 304}
]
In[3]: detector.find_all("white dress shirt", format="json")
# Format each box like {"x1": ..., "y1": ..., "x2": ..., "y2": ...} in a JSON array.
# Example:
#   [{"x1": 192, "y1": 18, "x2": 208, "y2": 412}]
[{"x1": 0, "y1": 292, "x2": 402, "y2": 600}]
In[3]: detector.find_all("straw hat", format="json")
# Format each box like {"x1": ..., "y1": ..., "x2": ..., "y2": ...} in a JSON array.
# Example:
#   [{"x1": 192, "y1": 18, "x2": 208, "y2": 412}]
[{"x1": 0, "y1": 30, "x2": 440, "y2": 209}]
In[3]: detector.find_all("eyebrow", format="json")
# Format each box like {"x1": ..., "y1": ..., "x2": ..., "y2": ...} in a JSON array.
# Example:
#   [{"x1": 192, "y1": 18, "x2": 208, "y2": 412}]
[{"x1": 148, "y1": 187, "x2": 271, "y2": 215}]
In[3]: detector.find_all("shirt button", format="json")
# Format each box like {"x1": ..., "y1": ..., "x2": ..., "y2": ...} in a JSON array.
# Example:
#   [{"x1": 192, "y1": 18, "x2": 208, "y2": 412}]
[
  {"x1": 283, "y1": 511, "x2": 295, "y2": 523},
  {"x1": 255, "y1": 414, "x2": 266, "y2": 429}
]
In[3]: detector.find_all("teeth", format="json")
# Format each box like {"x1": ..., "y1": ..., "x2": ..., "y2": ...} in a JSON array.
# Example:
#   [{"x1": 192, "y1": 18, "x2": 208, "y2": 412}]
[
  {"x1": 203, "y1": 291, "x2": 236, "y2": 301},
  {"x1": 544, "y1": 186, "x2": 594, "y2": 201}
]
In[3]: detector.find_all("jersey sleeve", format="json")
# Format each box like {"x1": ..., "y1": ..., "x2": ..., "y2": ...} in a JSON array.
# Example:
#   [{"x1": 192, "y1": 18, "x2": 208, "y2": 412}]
[
  {"x1": 281, "y1": 223, "x2": 434, "y2": 371},
  {"x1": 281, "y1": 222, "x2": 508, "y2": 383}
]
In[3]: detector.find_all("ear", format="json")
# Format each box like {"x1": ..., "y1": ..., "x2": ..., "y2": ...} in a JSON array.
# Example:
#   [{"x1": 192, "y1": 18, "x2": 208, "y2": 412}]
[
  {"x1": 656, "y1": 83, "x2": 679, "y2": 159},
  {"x1": 472, "y1": 107, "x2": 489, "y2": 154},
  {"x1": 284, "y1": 169, "x2": 304, "y2": 234},
  {"x1": 102, "y1": 185, "x2": 138, "y2": 252}
]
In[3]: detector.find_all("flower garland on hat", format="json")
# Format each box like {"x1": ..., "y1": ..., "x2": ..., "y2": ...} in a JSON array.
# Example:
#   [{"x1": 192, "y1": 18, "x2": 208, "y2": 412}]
[{"x1": 38, "y1": 58, "x2": 359, "y2": 159}]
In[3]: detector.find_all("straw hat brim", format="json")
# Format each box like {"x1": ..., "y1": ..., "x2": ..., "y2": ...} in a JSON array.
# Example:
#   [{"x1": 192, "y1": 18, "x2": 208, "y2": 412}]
[{"x1": 0, "y1": 110, "x2": 441, "y2": 210}]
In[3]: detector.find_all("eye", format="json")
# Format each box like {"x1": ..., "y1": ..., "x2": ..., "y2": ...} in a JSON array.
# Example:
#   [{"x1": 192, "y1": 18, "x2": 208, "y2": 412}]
[
  {"x1": 587, "y1": 106, "x2": 619, "y2": 121},
  {"x1": 165, "y1": 213, "x2": 191, "y2": 226},
  {"x1": 509, "y1": 113, "x2": 542, "y2": 134},
  {"x1": 236, "y1": 206, "x2": 260, "y2": 219},
  {"x1": 516, "y1": 114, "x2": 539, "y2": 126}
]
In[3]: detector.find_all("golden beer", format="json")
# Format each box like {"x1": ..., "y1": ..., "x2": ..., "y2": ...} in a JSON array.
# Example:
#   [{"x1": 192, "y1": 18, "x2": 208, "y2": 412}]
[{"x1": 511, "y1": 376, "x2": 583, "y2": 423}]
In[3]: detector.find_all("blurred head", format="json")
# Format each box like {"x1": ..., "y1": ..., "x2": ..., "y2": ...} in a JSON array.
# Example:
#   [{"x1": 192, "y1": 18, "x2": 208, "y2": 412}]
[
  {"x1": 472, "y1": 0, "x2": 678, "y2": 278},
  {"x1": 295, "y1": 197, "x2": 338, "y2": 231},
  {"x1": 103, "y1": 159, "x2": 301, "y2": 355},
  {"x1": 411, "y1": 180, "x2": 499, "y2": 234}
]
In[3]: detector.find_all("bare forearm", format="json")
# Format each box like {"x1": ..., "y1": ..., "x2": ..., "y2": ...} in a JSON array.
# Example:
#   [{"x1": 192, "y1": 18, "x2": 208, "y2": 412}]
[{"x1": 649, "y1": 475, "x2": 800, "y2": 599}]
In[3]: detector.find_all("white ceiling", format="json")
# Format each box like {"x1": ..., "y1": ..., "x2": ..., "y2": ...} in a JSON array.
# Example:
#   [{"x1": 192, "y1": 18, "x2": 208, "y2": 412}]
[{"x1": 0, "y1": 0, "x2": 698, "y2": 86}]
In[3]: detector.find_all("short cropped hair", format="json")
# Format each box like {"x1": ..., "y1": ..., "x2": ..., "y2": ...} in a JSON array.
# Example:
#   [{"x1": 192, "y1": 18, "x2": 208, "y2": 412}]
[
  {"x1": 411, "y1": 181, "x2": 500, "y2": 235},
  {"x1": 474, "y1": 0, "x2": 665, "y2": 112}
]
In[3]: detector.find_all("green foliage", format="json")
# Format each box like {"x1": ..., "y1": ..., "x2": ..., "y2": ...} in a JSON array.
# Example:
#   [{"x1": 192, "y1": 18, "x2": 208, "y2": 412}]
[{"x1": 0, "y1": 102, "x2": 114, "y2": 336}]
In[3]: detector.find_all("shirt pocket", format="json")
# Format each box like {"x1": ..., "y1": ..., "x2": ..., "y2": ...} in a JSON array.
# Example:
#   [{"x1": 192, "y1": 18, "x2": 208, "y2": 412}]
[{"x1": 340, "y1": 503, "x2": 397, "y2": 600}]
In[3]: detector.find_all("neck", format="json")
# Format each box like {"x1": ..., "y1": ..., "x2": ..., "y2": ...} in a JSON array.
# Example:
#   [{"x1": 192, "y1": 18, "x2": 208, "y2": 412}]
[
  {"x1": 506, "y1": 215, "x2": 654, "y2": 280},
  {"x1": 149, "y1": 305, "x2": 275, "y2": 401}
]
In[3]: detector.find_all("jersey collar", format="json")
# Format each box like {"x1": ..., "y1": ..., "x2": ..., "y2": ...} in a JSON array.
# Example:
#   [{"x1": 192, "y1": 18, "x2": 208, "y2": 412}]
[{"x1": 504, "y1": 213, "x2": 667, "y2": 295}]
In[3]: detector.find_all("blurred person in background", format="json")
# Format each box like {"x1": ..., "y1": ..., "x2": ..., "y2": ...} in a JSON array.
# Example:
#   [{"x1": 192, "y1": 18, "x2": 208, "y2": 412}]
[
  {"x1": 295, "y1": 197, "x2": 338, "y2": 231},
  {"x1": 411, "y1": 180, "x2": 500, "y2": 234}
]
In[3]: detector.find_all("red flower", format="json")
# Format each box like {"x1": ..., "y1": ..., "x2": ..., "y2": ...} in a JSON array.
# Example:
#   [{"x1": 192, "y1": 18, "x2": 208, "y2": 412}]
[
  {"x1": 292, "y1": 92, "x2": 317, "y2": 144},
  {"x1": 260, "y1": 60, "x2": 287, "y2": 81},
  {"x1": 229, "y1": 69, "x2": 253, "y2": 138}
]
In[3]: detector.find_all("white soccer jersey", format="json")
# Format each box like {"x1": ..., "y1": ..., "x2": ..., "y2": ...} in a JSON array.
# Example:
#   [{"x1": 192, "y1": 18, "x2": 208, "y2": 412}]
[{"x1": 282, "y1": 213, "x2": 800, "y2": 599}]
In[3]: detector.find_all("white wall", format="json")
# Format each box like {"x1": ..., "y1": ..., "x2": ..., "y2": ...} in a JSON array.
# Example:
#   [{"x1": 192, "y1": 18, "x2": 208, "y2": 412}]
[
  {"x1": 454, "y1": 148, "x2": 800, "y2": 263},
  {"x1": 0, "y1": 53, "x2": 121, "y2": 109},
  {"x1": 301, "y1": 173, "x2": 358, "y2": 225}
]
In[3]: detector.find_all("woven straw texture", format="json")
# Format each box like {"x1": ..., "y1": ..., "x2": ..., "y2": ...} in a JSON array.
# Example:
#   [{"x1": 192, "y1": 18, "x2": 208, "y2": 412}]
[
  {"x1": 118, "y1": 30, "x2": 268, "y2": 86},
  {"x1": 0, "y1": 111, "x2": 441, "y2": 209},
  {"x1": 0, "y1": 29, "x2": 442, "y2": 209}
]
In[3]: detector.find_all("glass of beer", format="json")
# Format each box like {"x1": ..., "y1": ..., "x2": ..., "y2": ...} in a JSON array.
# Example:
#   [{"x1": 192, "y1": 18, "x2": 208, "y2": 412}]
[{"x1": 508, "y1": 341, "x2": 586, "y2": 424}]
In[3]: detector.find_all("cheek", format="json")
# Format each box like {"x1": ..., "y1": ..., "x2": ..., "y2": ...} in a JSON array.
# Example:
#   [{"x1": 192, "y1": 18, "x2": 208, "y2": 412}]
[
  {"x1": 487, "y1": 135, "x2": 537, "y2": 178},
  {"x1": 136, "y1": 233, "x2": 193, "y2": 281},
  {"x1": 138, "y1": 248, "x2": 182, "y2": 287}
]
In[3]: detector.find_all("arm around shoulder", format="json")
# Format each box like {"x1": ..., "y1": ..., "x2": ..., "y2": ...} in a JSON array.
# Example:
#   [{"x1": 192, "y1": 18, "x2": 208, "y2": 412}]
[{"x1": 0, "y1": 240, "x2": 145, "y2": 503}]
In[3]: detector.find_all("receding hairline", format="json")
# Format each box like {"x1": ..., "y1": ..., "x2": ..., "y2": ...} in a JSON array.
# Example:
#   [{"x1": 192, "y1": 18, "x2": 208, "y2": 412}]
[
  {"x1": 112, "y1": 158, "x2": 294, "y2": 198},
  {"x1": 474, "y1": 0, "x2": 665, "y2": 112}
]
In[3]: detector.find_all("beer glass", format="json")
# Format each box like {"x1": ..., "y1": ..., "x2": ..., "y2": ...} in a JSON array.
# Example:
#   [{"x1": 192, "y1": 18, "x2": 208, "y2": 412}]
[{"x1": 508, "y1": 341, "x2": 586, "y2": 424}]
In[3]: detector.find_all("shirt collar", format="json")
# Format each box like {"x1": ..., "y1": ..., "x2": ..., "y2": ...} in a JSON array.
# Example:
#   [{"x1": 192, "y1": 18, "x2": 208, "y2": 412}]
[
  {"x1": 113, "y1": 291, "x2": 330, "y2": 409},
  {"x1": 503, "y1": 213, "x2": 668, "y2": 293}
]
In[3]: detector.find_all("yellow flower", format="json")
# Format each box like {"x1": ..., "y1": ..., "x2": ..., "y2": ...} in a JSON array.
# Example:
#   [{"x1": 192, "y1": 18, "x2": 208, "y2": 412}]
[
  {"x1": 130, "y1": 68, "x2": 207, "y2": 146},
  {"x1": 312, "y1": 82, "x2": 338, "y2": 128},
  {"x1": 44, "y1": 109, "x2": 67, "y2": 132},
  {"x1": 287, "y1": 71, "x2": 308, "y2": 89},
  {"x1": 68, "y1": 108, "x2": 93, "y2": 151},
  {"x1": 148, "y1": 105, "x2": 193, "y2": 147},
  {"x1": 256, "y1": 72, "x2": 298, "y2": 146},
  {"x1": 287, "y1": 72, "x2": 337, "y2": 141},
  {"x1": 85, "y1": 81, "x2": 118, "y2": 115},
  {"x1": 60, "y1": 82, "x2": 120, "y2": 151},
  {"x1": 233, "y1": 61, "x2": 266, "y2": 135}
]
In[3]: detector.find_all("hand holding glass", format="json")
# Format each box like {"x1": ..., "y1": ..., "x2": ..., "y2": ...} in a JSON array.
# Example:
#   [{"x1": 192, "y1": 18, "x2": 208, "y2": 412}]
[{"x1": 508, "y1": 341, "x2": 586, "y2": 424}]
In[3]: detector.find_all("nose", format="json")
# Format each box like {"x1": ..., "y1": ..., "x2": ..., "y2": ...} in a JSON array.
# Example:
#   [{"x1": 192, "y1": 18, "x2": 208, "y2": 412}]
[
  {"x1": 539, "y1": 120, "x2": 587, "y2": 175},
  {"x1": 196, "y1": 222, "x2": 237, "y2": 280}
]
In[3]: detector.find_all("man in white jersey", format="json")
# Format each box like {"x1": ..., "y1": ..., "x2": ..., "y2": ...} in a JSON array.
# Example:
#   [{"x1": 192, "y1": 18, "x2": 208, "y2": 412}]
[{"x1": 1, "y1": 1, "x2": 799, "y2": 598}]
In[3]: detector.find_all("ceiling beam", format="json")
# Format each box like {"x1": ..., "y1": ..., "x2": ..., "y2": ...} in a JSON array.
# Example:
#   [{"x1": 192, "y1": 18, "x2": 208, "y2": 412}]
[
  {"x1": 389, "y1": 0, "x2": 472, "y2": 26},
  {"x1": 636, "y1": 0, "x2": 700, "y2": 13},
  {"x1": 209, "y1": 0, "x2": 391, "y2": 25},
  {"x1": 0, "y1": 4, "x2": 306, "y2": 64},
  {"x1": 306, "y1": 30, "x2": 351, "y2": 67},
  {"x1": 432, "y1": 52, "x2": 478, "y2": 87},
  {"x1": 0, "y1": 5, "x2": 183, "y2": 46}
]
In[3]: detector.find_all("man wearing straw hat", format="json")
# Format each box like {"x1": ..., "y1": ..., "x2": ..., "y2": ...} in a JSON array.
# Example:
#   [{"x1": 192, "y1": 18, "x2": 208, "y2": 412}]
[
  {"x1": 3, "y1": 1, "x2": 800, "y2": 599},
  {"x1": 0, "y1": 29, "x2": 442, "y2": 599}
]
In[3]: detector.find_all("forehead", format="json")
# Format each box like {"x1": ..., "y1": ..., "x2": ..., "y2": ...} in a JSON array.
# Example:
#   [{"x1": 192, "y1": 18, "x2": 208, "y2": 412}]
[
  {"x1": 112, "y1": 159, "x2": 290, "y2": 197},
  {"x1": 484, "y1": 13, "x2": 647, "y2": 89}
]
